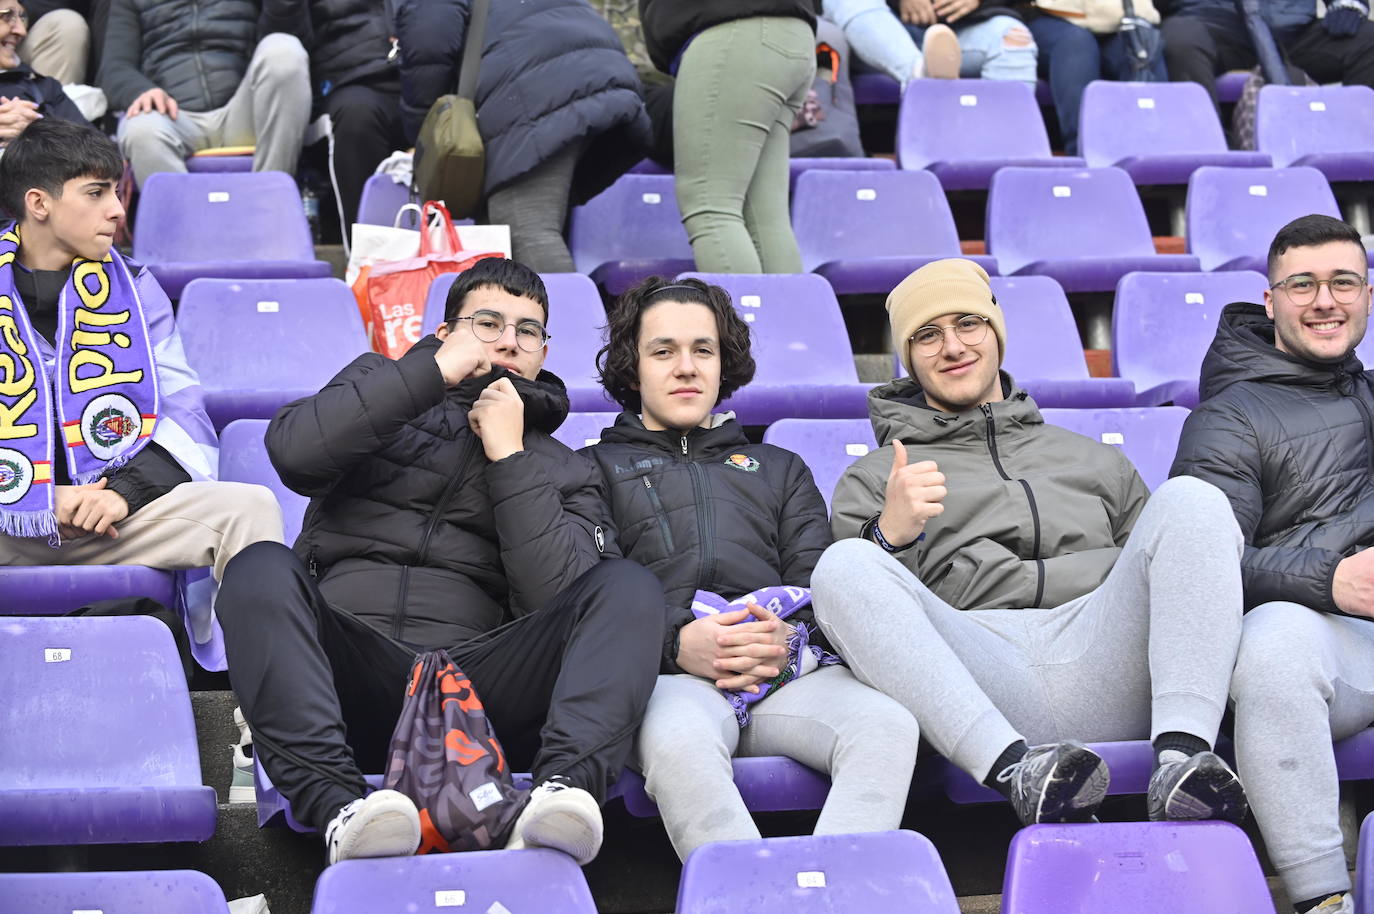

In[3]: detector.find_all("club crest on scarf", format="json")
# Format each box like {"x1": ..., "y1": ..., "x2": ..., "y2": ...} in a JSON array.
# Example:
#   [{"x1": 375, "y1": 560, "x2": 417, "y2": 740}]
[{"x1": 0, "y1": 224, "x2": 158, "y2": 538}]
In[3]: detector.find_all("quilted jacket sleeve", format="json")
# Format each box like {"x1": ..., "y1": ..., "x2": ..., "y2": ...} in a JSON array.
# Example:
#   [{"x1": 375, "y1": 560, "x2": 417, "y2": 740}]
[{"x1": 777, "y1": 451, "x2": 834, "y2": 587}]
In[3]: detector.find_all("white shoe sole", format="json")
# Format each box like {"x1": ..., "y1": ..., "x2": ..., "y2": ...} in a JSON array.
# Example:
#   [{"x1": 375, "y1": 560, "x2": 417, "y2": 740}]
[
  {"x1": 507, "y1": 789, "x2": 603, "y2": 866},
  {"x1": 329, "y1": 791, "x2": 421, "y2": 864},
  {"x1": 920, "y1": 25, "x2": 961, "y2": 80}
]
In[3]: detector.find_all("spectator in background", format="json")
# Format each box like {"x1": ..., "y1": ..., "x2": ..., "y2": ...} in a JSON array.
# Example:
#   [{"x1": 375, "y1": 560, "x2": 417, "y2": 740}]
[
  {"x1": 396, "y1": 0, "x2": 650, "y2": 274},
  {"x1": 639, "y1": 0, "x2": 816, "y2": 274},
  {"x1": 100, "y1": 0, "x2": 311, "y2": 187},
  {"x1": 891, "y1": 0, "x2": 1036, "y2": 86},
  {"x1": 1159, "y1": 0, "x2": 1374, "y2": 107},
  {"x1": 281, "y1": 0, "x2": 404, "y2": 233},
  {"x1": 17, "y1": 0, "x2": 88, "y2": 84},
  {"x1": 0, "y1": 0, "x2": 92, "y2": 143}
]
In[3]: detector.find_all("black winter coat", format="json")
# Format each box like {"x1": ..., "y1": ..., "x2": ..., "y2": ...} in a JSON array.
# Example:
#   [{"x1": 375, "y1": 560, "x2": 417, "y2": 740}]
[
  {"x1": 395, "y1": 0, "x2": 652, "y2": 202},
  {"x1": 280, "y1": 0, "x2": 395, "y2": 99},
  {"x1": 0, "y1": 66, "x2": 89, "y2": 126},
  {"x1": 1171, "y1": 303, "x2": 1374, "y2": 614},
  {"x1": 267, "y1": 336, "x2": 618, "y2": 647},
  {"x1": 638, "y1": 0, "x2": 818, "y2": 74},
  {"x1": 583, "y1": 413, "x2": 832, "y2": 672}
]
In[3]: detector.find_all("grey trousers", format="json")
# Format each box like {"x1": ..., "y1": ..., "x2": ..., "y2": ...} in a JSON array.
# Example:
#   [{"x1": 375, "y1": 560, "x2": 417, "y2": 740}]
[
  {"x1": 1231, "y1": 601, "x2": 1374, "y2": 902},
  {"x1": 21, "y1": 9, "x2": 88, "y2": 85},
  {"x1": 636, "y1": 665, "x2": 920, "y2": 860},
  {"x1": 486, "y1": 140, "x2": 582, "y2": 274},
  {"x1": 811, "y1": 476, "x2": 1244, "y2": 783},
  {"x1": 672, "y1": 16, "x2": 814, "y2": 273},
  {"x1": 116, "y1": 34, "x2": 311, "y2": 187}
]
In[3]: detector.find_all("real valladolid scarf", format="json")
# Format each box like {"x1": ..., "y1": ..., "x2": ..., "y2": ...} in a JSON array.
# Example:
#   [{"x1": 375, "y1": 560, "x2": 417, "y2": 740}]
[{"x1": 0, "y1": 223, "x2": 158, "y2": 539}]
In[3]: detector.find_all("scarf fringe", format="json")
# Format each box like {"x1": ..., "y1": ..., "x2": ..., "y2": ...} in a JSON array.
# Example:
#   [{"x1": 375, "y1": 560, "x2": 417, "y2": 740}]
[{"x1": 0, "y1": 509, "x2": 58, "y2": 539}]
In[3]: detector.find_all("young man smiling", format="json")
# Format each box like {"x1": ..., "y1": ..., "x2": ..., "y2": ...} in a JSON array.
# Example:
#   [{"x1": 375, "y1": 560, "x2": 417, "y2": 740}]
[
  {"x1": 1172, "y1": 215, "x2": 1374, "y2": 914},
  {"x1": 810, "y1": 257, "x2": 1250, "y2": 827}
]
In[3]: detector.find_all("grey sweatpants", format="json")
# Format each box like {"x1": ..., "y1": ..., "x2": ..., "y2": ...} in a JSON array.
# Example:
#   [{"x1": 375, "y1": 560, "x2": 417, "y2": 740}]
[
  {"x1": 1231, "y1": 602, "x2": 1374, "y2": 902},
  {"x1": 117, "y1": 34, "x2": 311, "y2": 187},
  {"x1": 486, "y1": 140, "x2": 582, "y2": 274},
  {"x1": 636, "y1": 664, "x2": 920, "y2": 860},
  {"x1": 811, "y1": 476, "x2": 1244, "y2": 782}
]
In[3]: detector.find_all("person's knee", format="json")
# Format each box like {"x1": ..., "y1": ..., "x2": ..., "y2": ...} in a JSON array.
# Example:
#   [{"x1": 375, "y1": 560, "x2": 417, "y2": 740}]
[
  {"x1": 1160, "y1": 16, "x2": 1209, "y2": 58},
  {"x1": 578, "y1": 558, "x2": 666, "y2": 634},
  {"x1": 252, "y1": 33, "x2": 309, "y2": 83},
  {"x1": 1232, "y1": 601, "x2": 1328, "y2": 696},
  {"x1": 1149, "y1": 475, "x2": 1241, "y2": 541},
  {"x1": 33, "y1": 8, "x2": 88, "y2": 44},
  {"x1": 219, "y1": 540, "x2": 303, "y2": 612},
  {"x1": 986, "y1": 21, "x2": 1038, "y2": 82},
  {"x1": 119, "y1": 113, "x2": 177, "y2": 151}
]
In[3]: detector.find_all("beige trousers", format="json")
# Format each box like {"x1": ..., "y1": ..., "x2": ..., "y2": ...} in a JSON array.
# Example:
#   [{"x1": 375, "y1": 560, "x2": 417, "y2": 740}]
[{"x1": 20, "y1": 9, "x2": 88, "y2": 85}]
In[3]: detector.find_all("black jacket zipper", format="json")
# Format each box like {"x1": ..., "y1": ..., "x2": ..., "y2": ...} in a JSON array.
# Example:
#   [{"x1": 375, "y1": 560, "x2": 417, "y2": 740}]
[
  {"x1": 982, "y1": 404, "x2": 1045, "y2": 607},
  {"x1": 642, "y1": 476, "x2": 676, "y2": 552},
  {"x1": 683, "y1": 434, "x2": 716, "y2": 592}
]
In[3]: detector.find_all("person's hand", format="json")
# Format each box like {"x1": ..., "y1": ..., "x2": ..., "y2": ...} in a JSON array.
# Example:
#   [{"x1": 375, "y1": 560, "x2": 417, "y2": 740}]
[
  {"x1": 712, "y1": 602, "x2": 794, "y2": 691},
  {"x1": 54, "y1": 478, "x2": 128, "y2": 540},
  {"x1": 1324, "y1": 0, "x2": 1368, "y2": 37},
  {"x1": 0, "y1": 97, "x2": 41, "y2": 143},
  {"x1": 933, "y1": 0, "x2": 978, "y2": 21},
  {"x1": 434, "y1": 324, "x2": 490, "y2": 386},
  {"x1": 675, "y1": 608, "x2": 788, "y2": 692},
  {"x1": 900, "y1": 0, "x2": 938, "y2": 25},
  {"x1": 468, "y1": 377, "x2": 524, "y2": 461},
  {"x1": 126, "y1": 86, "x2": 179, "y2": 119},
  {"x1": 1333, "y1": 549, "x2": 1374, "y2": 617},
  {"x1": 877, "y1": 440, "x2": 946, "y2": 547}
]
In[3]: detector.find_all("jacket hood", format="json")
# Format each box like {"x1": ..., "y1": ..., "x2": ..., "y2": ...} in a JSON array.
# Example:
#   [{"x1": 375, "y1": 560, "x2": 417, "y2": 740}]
[
  {"x1": 410, "y1": 334, "x2": 570, "y2": 435},
  {"x1": 1199, "y1": 303, "x2": 1366, "y2": 401},
  {"x1": 866, "y1": 371, "x2": 1042, "y2": 446},
  {"x1": 597, "y1": 410, "x2": 750, "y2": 456}
]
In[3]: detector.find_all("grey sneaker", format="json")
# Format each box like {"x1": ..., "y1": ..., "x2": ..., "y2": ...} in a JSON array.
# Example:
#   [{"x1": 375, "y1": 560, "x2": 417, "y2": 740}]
[
  {"x1": 324, "y1": 789, "x2": 421, "y2": 865},
  {"x1": 996, "y1": 741, "x2": 1110, "y2": 826},
  {"x1": 504, "y1": 778, "x2": 602, "y2": 866},
  {"x1": 1147, "y1": 751, "x2": 1248, "y2": 823},
  {"x1": 228, "y1": 742, "x2": 256, "y2": 804}
]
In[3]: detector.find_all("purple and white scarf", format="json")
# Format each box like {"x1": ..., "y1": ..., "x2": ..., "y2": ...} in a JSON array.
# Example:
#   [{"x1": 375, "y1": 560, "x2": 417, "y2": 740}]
[
  {"x1": 691, "y1": 586, "x2": 842, "y2": 727},
  {"x1": 0, "y1": 224, "x2": 158, "y2": 538}
]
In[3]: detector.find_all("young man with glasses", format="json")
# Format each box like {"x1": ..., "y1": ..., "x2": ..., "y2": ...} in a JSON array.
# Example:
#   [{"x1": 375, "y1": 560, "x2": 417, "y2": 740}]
[
  {"x1": 1173, "y1": 215, "x2": 1374, "y2": 914},
  {"x1": 810, "y1": 257, "x2": 1250, "y2": 827},
  {"x1": 215, "y1": 257, "x2": 666, "y2": 867}
]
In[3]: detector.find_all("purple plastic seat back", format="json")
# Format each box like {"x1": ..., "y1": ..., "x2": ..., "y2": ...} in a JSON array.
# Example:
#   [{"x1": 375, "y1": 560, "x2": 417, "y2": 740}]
[
  {"x1": 1002, "y1": 821, "x2": 1275, "y2": 912},
  {"x1": 134, "y1": 172, "x2": 317, "y2": 264},
  {"x1": 219, "y1": 419, "x2": 311, "y2": 545},
  {"x1": 1039, "y1": 407, "x2": 1190, "y2": 491},
  {"x1": 356, "y1": 174, "x2": 417, "y2": 228},
  {"x1": 554, "y1": 412, "x2": 621, "y2": 451},
  {"x1": 0, "y1": 870, "x2": 230, "y2": 913},
  {"x1": 1359, "y1": 811, "x2": 1374, "y2": 914},
  {"x1": 0, "y1": 565, "x2": 177, "y2": 615},
  {"x1": 179, "y1": 278, "x2": 368, "y2": 430},
  {"x1": 568, "y1": 174, "x2": 694, "y2": 286},
  {"x1": 992, "y1": 276, "x2": 1091, "y2": 381},
  {"x1": 614, "y1": 756, "x2": 831, "y2": 819},
  {"x1": 1217, "y1": 70, "x2": 1248, "y2": 103},
  {"x1": 677, "y1": 830, "x2": 960, "y2": 914},
  {"x1": 311, "y1": 848, "x2": 597, "y2": 914},
  {"x1": 763, "y1": 418, "x2": 876, "y2": 510},
  {"x1": 0, "y1": 615, "x2": 217, "y2": 845},
  {"x1": 898, "y1": 79, "x2": 1053, "y2": 168},
  {"x1": 1257, "y1": 85, "x2": 1374, "y2": 179},
  {"x1": 788, "y1": 156, "x2": 895, "y2": 195},
  {"x1": 185, "y1": 155, "x2": 253, "y2": 174},
  {"x1": 1113, "y1": 271, "x2": 1268, "y2": 406},
  {"x1": 1186, "y1": 166, "x2": 1343, "y2": 272}
]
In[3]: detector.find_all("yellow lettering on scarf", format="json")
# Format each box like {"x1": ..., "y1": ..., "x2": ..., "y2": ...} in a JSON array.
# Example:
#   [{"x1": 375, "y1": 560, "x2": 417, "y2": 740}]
[
  {"x1": 66, "y1": 261, "x2": 142, "y2": 393},
  {"x1": 74, "y1": 261, "x2": 110, "y2": 310},
  {"x1": 0, "y1": 296, "x2": 37, "y2": 439},
  {"x1": 0, "y1": 228, "x2": 18, "y2": 270}
]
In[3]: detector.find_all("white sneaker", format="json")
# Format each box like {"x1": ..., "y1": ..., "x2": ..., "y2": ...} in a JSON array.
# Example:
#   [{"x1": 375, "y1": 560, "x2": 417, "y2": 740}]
[
  {"x1": 919, "y1": 24, "x2": 961, "y2": 80},
  {"x1": 503, "y1": 779, "x2": 603, "y2": 866},
  {"x1": 324, "y1": 789, "x2": 421, "y2": 865},
  {"x1": 1307, "y1": 894, "x2": 1354, "y2": 914},
  {"x1": 228, "y1": 742, "x2": 256, "y2": 804}
]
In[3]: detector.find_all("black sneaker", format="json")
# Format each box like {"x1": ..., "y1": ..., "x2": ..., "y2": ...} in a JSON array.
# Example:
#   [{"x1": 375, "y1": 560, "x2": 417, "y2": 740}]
[
  {"x1": 996, "y1": 740, "x2": 1110, "y2": 826},
  {"x1": 1146, "y1": 751, "x2": 1248, "y2": 823}
]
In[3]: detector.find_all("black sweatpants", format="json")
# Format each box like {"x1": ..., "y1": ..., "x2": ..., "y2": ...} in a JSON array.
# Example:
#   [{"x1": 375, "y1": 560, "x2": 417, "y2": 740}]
[
  {"x1": 1162, "y1": 13, "x2": 1374, "y2": 109},
  {"x1": 217, "y1": 542, "x2": 666, "y2": 832},
  {"x1": 325, "y1": 76, "x2": 409, "y2": 231}
]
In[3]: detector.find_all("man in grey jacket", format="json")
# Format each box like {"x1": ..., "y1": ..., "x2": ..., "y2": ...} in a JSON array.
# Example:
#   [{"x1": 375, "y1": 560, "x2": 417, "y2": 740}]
[
  {"x1": 1172, "y1": 214, "x2": 1374, "y2": 914},
  {"x1": 811, "y1": 257, "x2": 1249, "y2": 826},
  {"x1": 99, "y1": 0, "x2": 310, "y2": 186}
]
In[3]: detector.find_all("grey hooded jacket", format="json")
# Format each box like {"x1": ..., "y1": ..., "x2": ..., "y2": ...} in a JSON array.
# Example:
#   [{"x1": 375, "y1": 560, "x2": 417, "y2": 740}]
[{"x1": 831, "y1": 373, "x2": 1149, "y2": 610}]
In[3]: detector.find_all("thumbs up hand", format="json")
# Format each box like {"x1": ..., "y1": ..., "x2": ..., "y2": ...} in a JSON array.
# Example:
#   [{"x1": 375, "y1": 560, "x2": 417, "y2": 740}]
[{"x1": 876, "y1": 440, "x2": 947, "y2": 547}]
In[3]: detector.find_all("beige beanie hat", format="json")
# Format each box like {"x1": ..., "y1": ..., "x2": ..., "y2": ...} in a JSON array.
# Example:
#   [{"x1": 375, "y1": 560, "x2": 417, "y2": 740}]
[{"x1": 886, "y1": 258, "x2": 1007, "y2": 377}]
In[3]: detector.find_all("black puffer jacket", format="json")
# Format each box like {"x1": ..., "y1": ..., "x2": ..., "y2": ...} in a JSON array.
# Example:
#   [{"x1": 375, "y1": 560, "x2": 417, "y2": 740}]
[
  {"x1": 0, "y1": 66, "x2": 89, "y2": 125},
  {"x1": 583, "y1": 413, "x2": 832, "y2": 671},
  {"x1": 395, "y1": 0, "x2": 651, "y2": 202},
  {"x1": 639, "y1": 0, "x2": 818, "y2": 74},
  {"x1": 268, "y1": 336, "x2": 617, "y2": 647},
  {"x1": 282, "y1": 0, "x2": 395, "y2": 98},
  {"x1": 1171, "y1": 303, "x2": 1374, "y2": 614}
]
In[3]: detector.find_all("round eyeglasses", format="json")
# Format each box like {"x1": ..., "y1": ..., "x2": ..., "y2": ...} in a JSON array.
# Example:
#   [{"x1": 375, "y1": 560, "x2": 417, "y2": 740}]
[
  {"x1": 452, "y1": 310, "x2": 550, "y2": 352},
  {"x1": 910, "y1": 315, "x2": 991, "y2": 357},
  {"x1": 1270, "y1": 273, "x2": 1369, "y2": 306}
]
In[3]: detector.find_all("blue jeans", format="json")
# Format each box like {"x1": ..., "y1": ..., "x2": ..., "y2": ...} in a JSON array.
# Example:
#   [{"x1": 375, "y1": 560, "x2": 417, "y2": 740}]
[
  {"x1": 823, "y1": 0, "x2": 922, "y2": 83},
  {"x1": 904, "y1": 15, "x2": 1038, "y2": 86}
]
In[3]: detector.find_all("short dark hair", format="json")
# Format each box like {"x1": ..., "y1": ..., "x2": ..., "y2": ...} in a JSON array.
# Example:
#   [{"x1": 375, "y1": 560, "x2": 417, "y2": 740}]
[
  {"x1": 0, "y1": 118, "x2": 124, "y2": 221},
  {"x1": 596, "y1": 276, "x2": 756, "y2": 412},
  {"x1": 1267, "y1": 214, "x2": 1366, "y2": 280},
  {"x1": 442, "y1": 257, "x2": 550, "y2": 324}
]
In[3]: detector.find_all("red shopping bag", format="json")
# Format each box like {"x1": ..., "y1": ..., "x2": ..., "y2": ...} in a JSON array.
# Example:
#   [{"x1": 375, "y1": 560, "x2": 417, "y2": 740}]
[{"x1": 352, "y1": 200, "x2": 501, "y2": 357}]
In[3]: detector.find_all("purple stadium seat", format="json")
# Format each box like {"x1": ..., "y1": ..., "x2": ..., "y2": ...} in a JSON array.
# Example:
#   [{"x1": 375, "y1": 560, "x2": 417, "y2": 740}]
[
  {"x1": 793, "y1": 170, "x2": 999, "y2": 294},
  {"x1": 680, "y1": 272, "x2": 874, "y2": 422},
  {"x1": 311, "y1": 849, "x2": 597, "y2": 914},
  {"x1": 1002, "y1": 821, "x2": 1275, "y2": 912},
  {"x1": 422, "y1": 272, "x2": 618, "y2": 411},
  {"x1": 897, "y1": 80, "x2": 1085, "y2": 191},
  {"x1": 937, "y1": 740, "x2": 1155, "y2": 804},
  {"x1": 0, "y1": 615, "x2": 217, "y2": 845},
  {"x1": 0, "y1": 870, "x2": 230, "y2": 913},
  {"x1": 1186, "y1": 166, "x2": 1361, "y2": 273},
  {"x1": 788, "y1": 155, "x2": 895, "y2": 195},
  {"x1": 219, "y1": 419, "x2": 311, "y2": 545},
  {"x1": 615, "y1": 756, "x2": 832, "y2": 819},
  {"x1": 991, "y1": 275, "x2": 1136, "y2": 407},
  {"x1": 554, "y1": 412, "x2": 621, "y2": 450},
  {"x1": 179, "y1": 278, "x2": 369, "y2": 431},
  {"x1": 1257, "y1": 85, "x2": 1374, "y2": 182},
  {"x1": 569, "y1": 174, "x2": 695, "y2": 294},
  {"x1": 133, "y1": 172, "x2": 332, "y2": 299},
  {"x1": 676, "y1": 831, "x2": 960, "y2": 914},
  {"x1": 0, "y1": 565, "x2": 177, "y2": 614},
  {"x1": 1334, "y1": 727, "x2": 1374, "y2": 780},
  {"x1": 987, "y1": 167, "x2": 1200, "y2": 291},
  {"x1": 185, "y1": 155, "x2": 253, "y2": 174},
  {"x1": 1080, "y1": 81, "x2": 1271, "y2": 185},
  {"x1": 356, "y1": 173, "x2": 417, "y2": 228},
  {"x1": 853, "y1": 72, "x2": 901, "y2": 106},
  {"x1": 1112, "y1": 271, "x2": 1268, "y2": 407},
  {"x1": 1039, "y1": 407, "x2": 1189, "y2": 491},
  {"x1": 628, "y1": 158, "x2": 672, "y2": 175},
  {"x1": 762, "y1": 418, "x2": 876, "y2": 510},
  {"x1": 1217, "y1": 70, "x2": 1248, "y2": 104}
]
